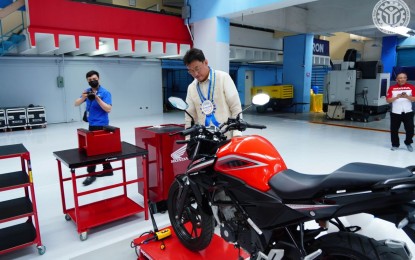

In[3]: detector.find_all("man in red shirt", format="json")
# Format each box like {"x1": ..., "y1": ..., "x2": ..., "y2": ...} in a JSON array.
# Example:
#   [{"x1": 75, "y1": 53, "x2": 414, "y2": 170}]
[{"x1": 386, "y1": 72, "x2": 415, "y2": 151}]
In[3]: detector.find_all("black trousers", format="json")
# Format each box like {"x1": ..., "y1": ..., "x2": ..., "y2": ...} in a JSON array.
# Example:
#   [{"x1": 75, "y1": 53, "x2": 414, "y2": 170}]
[
  {"x1": 390, "y1": 112, "x2": 414, "y2": 147},
  {"x1": 87, "y1": 125, "x2": 112, "y2": 173}
]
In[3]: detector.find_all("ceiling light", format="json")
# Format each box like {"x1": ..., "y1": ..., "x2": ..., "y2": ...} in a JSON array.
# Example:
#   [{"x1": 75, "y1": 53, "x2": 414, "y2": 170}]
[
  {"x1": 319, "y1": 32, "x2": 335, "y2": 37},
  {"x1": 380, "y1": 26, "x2": 412, "y2": 37}
]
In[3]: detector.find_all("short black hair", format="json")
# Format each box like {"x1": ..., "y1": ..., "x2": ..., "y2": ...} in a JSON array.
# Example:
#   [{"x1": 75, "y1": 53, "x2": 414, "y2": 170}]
[
  {"x1": 183, "y1": 48, "x2": 205, "y2": 65},
  {"x1": 86, "y1": 70, "x2": 99, "y2": 78},
  {"x1": 396, "y1": 72, "x2": 408, "y2": 77}
]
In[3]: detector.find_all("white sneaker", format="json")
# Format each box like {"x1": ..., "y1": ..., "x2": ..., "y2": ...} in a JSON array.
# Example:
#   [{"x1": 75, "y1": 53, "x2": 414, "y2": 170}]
[
  {"x1": 391, "y1": 147, "x2": 398, "y2": 151},
  {"x1": 407, "y1": 145, "x2": 413, "y2": 152}
]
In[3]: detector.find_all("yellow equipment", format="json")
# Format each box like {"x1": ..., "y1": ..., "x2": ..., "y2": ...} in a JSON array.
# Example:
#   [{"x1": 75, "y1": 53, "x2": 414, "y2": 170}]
[
  {"x1": 251, "y1": 85, "x2": 294, "y2": 112},
  {"x1": 155, "y1": 229, "x2": 172, "y2": 240},
  {"x1": 310, "y1": 93, "x2": 323, "y2": 113}
]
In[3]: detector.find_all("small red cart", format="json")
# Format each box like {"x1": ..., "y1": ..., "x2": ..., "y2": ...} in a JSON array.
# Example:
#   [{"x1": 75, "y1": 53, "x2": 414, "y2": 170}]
[{"x1": 53, "y1": 141, "x2": 149, "y2": 240}]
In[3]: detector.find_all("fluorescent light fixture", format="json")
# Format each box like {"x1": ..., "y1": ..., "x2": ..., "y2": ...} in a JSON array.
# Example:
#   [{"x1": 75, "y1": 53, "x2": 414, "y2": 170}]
[
  {"x1": 319, "y1": 32, "x2": 335, "y2": 37},
  {"x1": 380, "y1": 26, "x2": 413, "y2": 37},
  {"x1": 158, "y1": 54, "x2": 183, "y2": 59}
]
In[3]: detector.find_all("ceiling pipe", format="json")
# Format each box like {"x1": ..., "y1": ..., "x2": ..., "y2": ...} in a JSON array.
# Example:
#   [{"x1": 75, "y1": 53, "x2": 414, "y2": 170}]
[{"x1": 0, "y1": 0, "x2": 25, "y2": 19}]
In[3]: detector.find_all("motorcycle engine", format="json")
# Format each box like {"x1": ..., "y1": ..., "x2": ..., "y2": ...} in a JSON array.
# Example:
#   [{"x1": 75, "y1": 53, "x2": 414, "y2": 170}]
[
  {"x1": 215, "y1": 190, "x2": 238, "y2": 221},
  {"x1": 214, "y1": 190, "x2": 252, "y2": 251}
]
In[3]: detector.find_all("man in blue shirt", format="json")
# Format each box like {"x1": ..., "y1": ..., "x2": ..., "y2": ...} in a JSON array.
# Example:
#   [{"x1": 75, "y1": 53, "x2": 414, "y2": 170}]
[{"x1": 75, "y1": 70, "x2": 113, "y2": 185}]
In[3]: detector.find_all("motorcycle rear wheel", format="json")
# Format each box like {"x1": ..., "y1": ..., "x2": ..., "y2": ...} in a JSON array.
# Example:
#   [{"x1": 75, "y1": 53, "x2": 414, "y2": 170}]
[
  {"x1": 312, "y1": 232, "x2": 408, "y2": 259},
  {"x1": 167, "y1": 179, "x2": 214, "y2": 251}
]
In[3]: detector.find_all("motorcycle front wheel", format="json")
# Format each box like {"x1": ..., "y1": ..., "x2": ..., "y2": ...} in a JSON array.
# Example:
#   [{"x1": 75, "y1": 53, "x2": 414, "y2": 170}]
[
  {"x1": 167, "y1": 179, "x2": 215, "y2": 251},
  {"x1": 311, "y1": 232, "x2": 408, "y2": 259}
]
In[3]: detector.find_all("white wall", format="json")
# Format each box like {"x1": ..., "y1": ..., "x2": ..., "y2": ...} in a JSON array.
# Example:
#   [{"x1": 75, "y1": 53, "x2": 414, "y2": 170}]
[
  {"x1": 0, "y1": 57, "x2": 163, "y2": 124},
  {"x1": 230, "y1": 26, "x2": 283, "y2": 50}
]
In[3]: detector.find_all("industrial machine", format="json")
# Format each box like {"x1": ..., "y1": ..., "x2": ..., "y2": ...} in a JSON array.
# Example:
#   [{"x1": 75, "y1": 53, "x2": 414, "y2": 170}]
[
  {"x1": 354, "y1": 73, "x2": 390, "y2": 114},
  {"x1": 324, "y1": 70, "x2": 357, "y2": 113},
  {"x1": 323, "y1": 59, "x2": 390, "y2": 122}
]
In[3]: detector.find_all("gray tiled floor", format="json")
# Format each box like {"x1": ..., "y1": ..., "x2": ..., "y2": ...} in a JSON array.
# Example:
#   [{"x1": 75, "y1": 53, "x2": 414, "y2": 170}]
[{"x1": 1, "y1": 110, "x2": 415, "y2": 259}]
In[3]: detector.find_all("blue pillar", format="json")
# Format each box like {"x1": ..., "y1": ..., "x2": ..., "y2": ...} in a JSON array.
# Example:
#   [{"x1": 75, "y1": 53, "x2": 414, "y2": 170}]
[
  {"x1": 282, "y1": 34, "x2": 313, "y2": 113},
  {"x1": 193, "y1": 17, "x2": 230, "y2": 73},
  {"x1": 381, "y1": 36, "x2": 398, "y2": 77}
]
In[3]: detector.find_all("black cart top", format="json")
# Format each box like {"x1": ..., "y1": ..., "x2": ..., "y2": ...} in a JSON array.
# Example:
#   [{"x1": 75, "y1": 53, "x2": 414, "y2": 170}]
[
  {"x1": 0, "y1": 143, "x2": 28, "y2": 158},
  {"x1": 53, "y1": 141, "x2": 148, "y2": 168},
  {"x1": 144, "y1": 125, "x2": 184, "y2": 134}
]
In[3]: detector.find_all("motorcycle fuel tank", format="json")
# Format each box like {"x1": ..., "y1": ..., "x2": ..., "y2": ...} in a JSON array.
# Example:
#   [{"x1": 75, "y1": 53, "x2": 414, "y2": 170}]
[{"x1": 214, "y1": 135, "x2": 287, "y2": 192}]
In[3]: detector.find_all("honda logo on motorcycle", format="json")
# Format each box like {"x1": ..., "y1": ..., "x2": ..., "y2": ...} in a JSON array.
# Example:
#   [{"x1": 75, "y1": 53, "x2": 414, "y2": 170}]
[{"x1": 171, "y1": 144, "x2": 189, "y2": 163}]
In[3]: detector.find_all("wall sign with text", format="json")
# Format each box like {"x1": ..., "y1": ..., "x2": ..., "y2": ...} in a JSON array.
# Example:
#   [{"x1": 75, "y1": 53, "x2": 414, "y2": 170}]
[{"x1": 313, "y1": 39, "x2": 330, "y2": 56}]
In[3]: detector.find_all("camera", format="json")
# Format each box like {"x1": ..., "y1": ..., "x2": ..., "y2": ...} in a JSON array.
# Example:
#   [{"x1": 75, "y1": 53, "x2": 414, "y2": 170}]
[{"x1": 87, "y1": 91, "x2": 95, "y2": 100}]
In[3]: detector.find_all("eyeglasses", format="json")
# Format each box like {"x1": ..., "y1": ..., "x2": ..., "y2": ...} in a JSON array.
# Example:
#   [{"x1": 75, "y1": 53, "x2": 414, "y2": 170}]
[{"x1": 187, "y1": 62, "x2": 204, "y2": 75}]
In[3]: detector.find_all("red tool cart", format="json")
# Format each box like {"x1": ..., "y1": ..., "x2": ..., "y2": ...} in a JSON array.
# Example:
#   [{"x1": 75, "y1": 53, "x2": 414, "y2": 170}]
[
  {"x1": 53, "y1": 141, "x2": 149, "y2": 241},
  {"x1": 135, "y1": 124, "x2": 190, "y2": 212},
  {"x1": 0, "y1": 144, "x2": 45, "y2": 255}
]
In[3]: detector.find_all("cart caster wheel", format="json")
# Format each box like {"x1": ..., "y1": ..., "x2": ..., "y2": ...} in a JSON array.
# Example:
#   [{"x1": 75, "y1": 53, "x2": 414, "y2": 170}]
[
  {"x1": 65, "y1": 214, "x2": 71, "y2": 221},
  {"x1": 37, "y1": 245, "x2": 46, "y2": 255},
  {"x1": 80, "y1": 232, "x2": 88, "y2": 241}
]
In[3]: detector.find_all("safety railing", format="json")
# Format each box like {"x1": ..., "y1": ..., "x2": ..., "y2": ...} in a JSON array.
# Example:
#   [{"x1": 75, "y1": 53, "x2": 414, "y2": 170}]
[{"x1": 0, "y1": 11, "x2": 25, "y2": 56}]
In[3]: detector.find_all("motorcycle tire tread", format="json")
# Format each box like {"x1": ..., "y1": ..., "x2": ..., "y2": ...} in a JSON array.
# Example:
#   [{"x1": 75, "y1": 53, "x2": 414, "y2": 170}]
[
  {"x1": 167, "y1": 180, "x2": 215, "y2": 252},
  {"x1": 311, "y1": 232, "x2": 408, "y2": 260}
]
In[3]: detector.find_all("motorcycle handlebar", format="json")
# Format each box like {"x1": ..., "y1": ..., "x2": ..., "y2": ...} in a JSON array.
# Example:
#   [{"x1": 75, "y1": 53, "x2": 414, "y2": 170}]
[
  {"x1": 181, "y1": 126, "x2": 199, "y2": 136},
  {"x1": 179, "y1": 120, "x2": 265, "y2": 139},
  {"x1": 245, "y1": 123, "x2": 267, "y2": 129}
]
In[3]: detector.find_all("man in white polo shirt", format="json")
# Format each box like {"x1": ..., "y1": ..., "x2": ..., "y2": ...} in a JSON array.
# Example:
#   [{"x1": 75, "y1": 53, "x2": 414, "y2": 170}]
[
  {"x1": 386, "y1": 72, "x2": 415, "y2": 152},
  {"x1": 183, "y1": 48, "x2": 242, "y2": 138}
]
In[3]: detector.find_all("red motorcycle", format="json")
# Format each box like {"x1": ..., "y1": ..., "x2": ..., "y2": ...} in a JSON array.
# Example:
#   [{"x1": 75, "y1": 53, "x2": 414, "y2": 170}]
[{"x1": 166, "y1": 95, "x2": 415, "y2": 259}]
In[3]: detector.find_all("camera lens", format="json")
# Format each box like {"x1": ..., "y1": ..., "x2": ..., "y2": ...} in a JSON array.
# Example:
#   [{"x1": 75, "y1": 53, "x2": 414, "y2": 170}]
[{"x1": 88, "y1": 92, "x2": 95, "y2": 100}]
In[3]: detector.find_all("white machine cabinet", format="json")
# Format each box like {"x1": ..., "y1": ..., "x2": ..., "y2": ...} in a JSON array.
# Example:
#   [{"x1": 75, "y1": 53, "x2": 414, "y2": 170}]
[
  {"x1": 324, "y1": 70, "x2": 357, "y2": 111},
  {"x1": 355, "y1": 73, "x2": 390, "y2": 114}
]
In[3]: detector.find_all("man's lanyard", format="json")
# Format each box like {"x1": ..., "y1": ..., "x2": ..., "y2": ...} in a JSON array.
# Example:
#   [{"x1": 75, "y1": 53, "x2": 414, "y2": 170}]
[{"x1": 196, "y1": 68, "x2": 219, "y2": 127}]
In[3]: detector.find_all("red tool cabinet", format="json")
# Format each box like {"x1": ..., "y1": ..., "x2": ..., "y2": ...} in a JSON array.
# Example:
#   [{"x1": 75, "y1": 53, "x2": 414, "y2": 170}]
[
  {"x1": 135, "y1": 124, "x2": 190, "y2": 211},
  {"x1": 0, "y1": 144, "x2": 45, "y2": 255},
  {"x1": 53, "y1": 141, "x2": 149, "y2": 241}
]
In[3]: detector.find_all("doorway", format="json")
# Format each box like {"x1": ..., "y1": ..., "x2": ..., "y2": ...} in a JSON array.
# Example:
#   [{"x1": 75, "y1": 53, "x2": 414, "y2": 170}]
[{"x1": 245, "y1": 70, "x2": 253, "y2": 106}]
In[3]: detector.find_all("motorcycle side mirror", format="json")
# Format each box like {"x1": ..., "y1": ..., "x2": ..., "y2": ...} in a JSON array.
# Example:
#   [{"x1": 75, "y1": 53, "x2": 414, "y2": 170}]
[
  {"x1": 168, "y1": 96, "x2": 195, "y2": 126},
  {"x1": 168, "y1": 96, "x2": 188, "y2": 111},
  {"x1": 252, "y1": 93, "x2": 270, "y2": 106},
  {"x1": 237, "y1": 93, "x2": 271, "y2": 119}
]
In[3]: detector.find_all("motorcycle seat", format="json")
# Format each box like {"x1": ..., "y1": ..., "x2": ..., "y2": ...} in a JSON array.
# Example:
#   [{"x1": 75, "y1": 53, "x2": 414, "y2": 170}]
[{"x1": 269, "y1": 162, "x2": 413, "y2": 200}]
